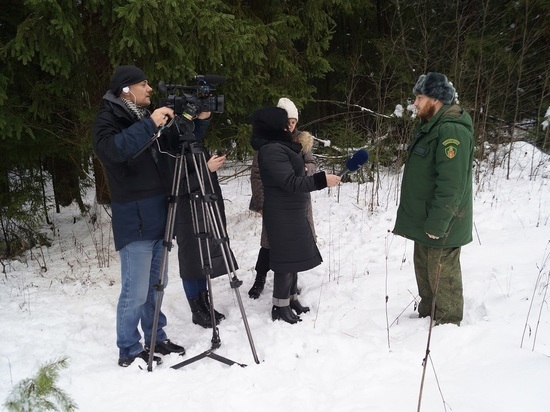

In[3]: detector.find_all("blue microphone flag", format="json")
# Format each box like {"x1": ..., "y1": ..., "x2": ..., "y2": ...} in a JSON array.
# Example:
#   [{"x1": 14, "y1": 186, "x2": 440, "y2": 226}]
[{"x1": 345, "y1": 149, "x2": 369, "y2": 171}]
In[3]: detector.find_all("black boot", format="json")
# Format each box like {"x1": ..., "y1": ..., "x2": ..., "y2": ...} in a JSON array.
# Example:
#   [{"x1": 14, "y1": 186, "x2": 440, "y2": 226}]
[
  {"x1": 188, "y1": 297, "x2": 213, "y2": 328},
  {"x1": 199, "y1": 290, "x2": 225, "y2": 323},
  {"x1": 118, "y1": 350, "x2": 162, "y2": 367},
  {"x1": 272, "y1": 305, "x2": 301, "y2": 324},
  {"x1": 248, "y1": 273, "x2": 266, "y2": 299},
  {"x1": 145, "y1": 339, "x2": 185, "y2": 356},
  {"x1": 290, "y1": 299, "x2": 310, "y2": 315},
  {"x1": 289, "y1": 308, "x2": 301, "y2": 321}
]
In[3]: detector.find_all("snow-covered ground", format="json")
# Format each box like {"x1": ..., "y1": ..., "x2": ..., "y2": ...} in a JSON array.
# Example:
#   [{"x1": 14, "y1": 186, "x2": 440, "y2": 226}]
[{"x1": 1, "y1": 141, "x2": 549, "y2": 411}]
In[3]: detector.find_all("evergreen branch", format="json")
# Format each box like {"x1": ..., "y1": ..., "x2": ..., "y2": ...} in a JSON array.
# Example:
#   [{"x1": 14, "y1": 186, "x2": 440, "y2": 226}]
[{"x1": 4, "y1": 356, "x2": 77, "y2": 412}]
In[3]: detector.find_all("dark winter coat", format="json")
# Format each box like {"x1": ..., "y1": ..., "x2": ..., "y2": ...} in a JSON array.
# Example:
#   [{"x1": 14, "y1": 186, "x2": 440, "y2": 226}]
[
  {"x1": 250, "y1": 106, "x2": 327, "y2": 273},
  {"x1": 393, "y1": 104, "x2": 474, "y2": 247},
  {"x1": 92, "y1": 91, "x2": 210, "y2": 251},
  {"x1": 249, "y1": 129, "x2": 317, "y2": 248},
  {"x1": 175, "y1": 135, "x2": 238, "y2": 280}
]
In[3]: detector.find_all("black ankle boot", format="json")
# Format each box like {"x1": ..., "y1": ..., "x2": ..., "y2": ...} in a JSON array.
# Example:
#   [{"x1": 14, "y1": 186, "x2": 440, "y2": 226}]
[
  {"x1": 290, "y1": 299, "x2": 310, "y2": 315},
  {"x1": 188, "y1": 298, "x2": 213, "y2": 328},
  {"x1": 272, "y1": 305, "x2": 301, "y2": 324},
  {"x1": 289, "y1": 309, "x2": 301, "y2": 321},
  {"x1": 248, "y1": 273, "x2": 266, "y2": 299},
  {"x1": 199, "y1": 291, "x2": 225, "y2": 323}
]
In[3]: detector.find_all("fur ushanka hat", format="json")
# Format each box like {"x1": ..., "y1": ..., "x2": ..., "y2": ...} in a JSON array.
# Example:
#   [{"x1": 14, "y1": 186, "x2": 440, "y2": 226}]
[{"x1": 413, "y1": 72, "x2": 456, "y2": 105}]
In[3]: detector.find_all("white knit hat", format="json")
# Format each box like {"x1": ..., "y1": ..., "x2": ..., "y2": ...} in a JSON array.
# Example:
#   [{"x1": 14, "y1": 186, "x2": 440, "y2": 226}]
[{"x1": 277, "y1": 97, "x2": 299, "y2": 120}]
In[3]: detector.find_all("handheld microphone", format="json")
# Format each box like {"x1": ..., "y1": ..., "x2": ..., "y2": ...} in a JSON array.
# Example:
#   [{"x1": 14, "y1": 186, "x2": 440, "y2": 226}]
[{"x1": 338, "y1": 149, "x2": 369, "y2": 176}]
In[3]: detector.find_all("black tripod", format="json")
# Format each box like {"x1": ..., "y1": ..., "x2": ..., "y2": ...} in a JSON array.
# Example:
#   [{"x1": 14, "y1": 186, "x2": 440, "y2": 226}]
[{"x1": 146, "y1": 115, "x2": 259, "y2": 371}]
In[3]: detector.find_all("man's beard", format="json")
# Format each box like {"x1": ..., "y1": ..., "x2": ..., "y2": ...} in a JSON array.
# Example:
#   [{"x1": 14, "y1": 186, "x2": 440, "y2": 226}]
[{"x1": 418, "y1": 101, "x2": 438, "y2": 120}]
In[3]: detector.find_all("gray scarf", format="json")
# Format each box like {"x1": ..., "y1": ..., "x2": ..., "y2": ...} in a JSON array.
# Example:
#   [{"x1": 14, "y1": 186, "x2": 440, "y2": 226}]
[
  {"x1": 120, "y1": 97, "x2": 147, "y2": 120},
  {"x1": 120, "y1": 98, "x2": 158, "y2": 162}
]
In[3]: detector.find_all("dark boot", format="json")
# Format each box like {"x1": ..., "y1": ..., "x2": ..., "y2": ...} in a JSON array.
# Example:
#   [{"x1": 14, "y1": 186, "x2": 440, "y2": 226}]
[
  {"x1": 188, "y1": 297, "x2": 213, "y2": 328},
  {"x1": 272, "y1": 305, "x2": 301, "y2": 324},
  {"x1": 118, "y1": 350, "x2": 162, "y2": 367},
  {"x1": 289, "y1": 308, "x2": 301, "y2": 321},
  {"x1": 199, "y1": 290, "x2": 225, "y2": 323},
  {"x1": 248, "y1": 273, "x2": 266, "y2": 299},
  {"x1": 290, "y1": 299, "x2": 310, "y2": 315},
  {"x1": 145, "y1": 339, "x2": 185, "y2": 356}
]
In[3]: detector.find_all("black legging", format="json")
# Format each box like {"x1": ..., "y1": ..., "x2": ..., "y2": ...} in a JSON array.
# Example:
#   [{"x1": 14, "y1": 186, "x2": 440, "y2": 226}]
[{"x1": 254, "y1": 247, "x2": 270, "y2": 275}]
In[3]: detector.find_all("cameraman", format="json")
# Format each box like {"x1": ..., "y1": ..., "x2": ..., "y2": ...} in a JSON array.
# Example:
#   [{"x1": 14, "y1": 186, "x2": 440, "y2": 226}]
[{"x1": 92, "y1": 65, "x2": 209, "y2": 367}]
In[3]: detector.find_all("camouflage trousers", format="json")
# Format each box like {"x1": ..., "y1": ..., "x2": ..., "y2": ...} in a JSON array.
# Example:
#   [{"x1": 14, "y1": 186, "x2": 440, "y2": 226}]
[{"x1": 413, "y1": 243, "x2": 464, "y2": 325}]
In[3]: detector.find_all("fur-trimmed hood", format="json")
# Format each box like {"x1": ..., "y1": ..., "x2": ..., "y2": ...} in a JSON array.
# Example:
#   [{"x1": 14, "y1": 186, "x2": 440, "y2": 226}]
[{"x1": 293, "y1": 131, "x2": 314, "y2": 154}]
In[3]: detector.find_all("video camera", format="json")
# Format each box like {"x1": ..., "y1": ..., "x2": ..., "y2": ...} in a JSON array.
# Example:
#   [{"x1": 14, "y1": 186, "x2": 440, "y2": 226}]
[{"x1": 158, "y1": 75, "x2": 225, "y2": 119}]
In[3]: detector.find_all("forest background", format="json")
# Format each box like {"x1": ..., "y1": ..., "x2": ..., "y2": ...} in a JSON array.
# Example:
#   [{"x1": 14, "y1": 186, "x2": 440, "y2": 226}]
[{"x1": 1, "y1": 0, "x2": 549, "y2": 258}]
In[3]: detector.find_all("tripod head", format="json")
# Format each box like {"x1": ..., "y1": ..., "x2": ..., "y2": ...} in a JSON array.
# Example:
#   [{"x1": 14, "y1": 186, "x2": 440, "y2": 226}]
[
  {"x1": 165, "y1": 114, "x2": 196, "y2": 143},
  {"x1": 157, "y1": 113, "x2": 211, "y2": 157},
  {"x1": 131, "y1": 113, "x2": 198, "y2": 160}
]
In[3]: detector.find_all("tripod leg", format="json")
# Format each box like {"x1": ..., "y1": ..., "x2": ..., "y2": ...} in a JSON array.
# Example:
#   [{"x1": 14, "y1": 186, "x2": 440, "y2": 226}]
[
  {"x1": 171, "y1": 144, "x2": 260, "y2": 370},
  {"x1": 207, "y1": 351, "x2": 246, "y2": 367},
  {"x1": 193, "y1": 149, "x2": 261, "y2": 364},
  {"x1": 147, "y1": 148, "x2": 185, "y2": 372},
  {"x1": 171, "y1": 350, "x2": 246, "y2": 369},
  {"x1": 171, "y1": 351, "x2": 209, "y2": 370},
  {"x1": 205, "y1": 276, "x2": 220, "y2": 329},
  {"x1": 202, "y1": 198, "x2": 260, "y2": 364},
  {"x1": 230, "y1": 276, "x2": 260, "y2": 364}
]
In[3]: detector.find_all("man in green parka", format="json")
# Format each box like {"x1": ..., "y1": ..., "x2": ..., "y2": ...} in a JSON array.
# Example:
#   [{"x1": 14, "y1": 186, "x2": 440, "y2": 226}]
[{"x1": 393, "y1": 72, "x2": 474, "y2": 325}]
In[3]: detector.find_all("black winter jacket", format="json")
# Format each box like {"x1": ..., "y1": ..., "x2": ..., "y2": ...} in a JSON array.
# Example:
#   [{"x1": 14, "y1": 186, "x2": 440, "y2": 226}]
[{"x1": 92, "y1": 91, "x2": 210, "y2": 250}]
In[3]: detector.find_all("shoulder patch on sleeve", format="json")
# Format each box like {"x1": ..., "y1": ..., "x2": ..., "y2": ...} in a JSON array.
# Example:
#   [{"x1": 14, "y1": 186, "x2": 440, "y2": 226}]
[
  {"x1": 442, "y1": 138, "x2": 460, "y2": 146},
  {"x1": 442, "y1": 138, "x2": 459, "y2": 159},
  {"x1": 445, "y1": 145, "x2": 457, "y2": 159}
]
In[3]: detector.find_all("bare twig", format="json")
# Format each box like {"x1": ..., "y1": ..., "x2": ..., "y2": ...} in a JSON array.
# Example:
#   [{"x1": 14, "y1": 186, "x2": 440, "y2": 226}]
[
  {"x1": 389, "y1": 296, "x2": 419, "y2": 328},
  {"x1": 417, "y1": 260, "x2": 441, "y2": 412},
  {"x1": 520, "y1": 241, "x2": 550, "y2": 349},
  {"x1": 428, "y1": 354, "x2": 450, "y2": 412}
]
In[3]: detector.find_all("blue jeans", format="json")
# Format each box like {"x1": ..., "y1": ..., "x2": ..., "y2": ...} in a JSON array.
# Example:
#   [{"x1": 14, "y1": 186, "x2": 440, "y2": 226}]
[
  {"x1": 182, "y1": 278, "x2": 207, "y2": 300},
  {"x1": 117, "y1": 239, "x2": 168, "y2": 358}
]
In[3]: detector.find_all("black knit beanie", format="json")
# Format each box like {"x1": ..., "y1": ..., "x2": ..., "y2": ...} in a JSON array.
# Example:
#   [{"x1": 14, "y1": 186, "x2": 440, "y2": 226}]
[
  {"x1": 109, "y1": 65, "x2": 147, "y2": 96},
  {"x1": 413, "y1": 72, "x2": 456, "y2": 105}
]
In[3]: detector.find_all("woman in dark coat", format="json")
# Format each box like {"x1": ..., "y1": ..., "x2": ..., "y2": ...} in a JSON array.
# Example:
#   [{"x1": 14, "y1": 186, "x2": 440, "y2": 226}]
[
  {"x1": 248, "y1": 97, "x2": 318, "y2": 299},
  {"x1": 250, "y1": 106, "x2": 341, "y2": 324}
]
